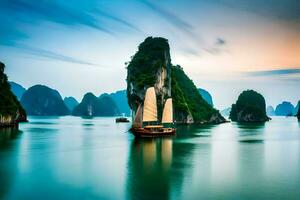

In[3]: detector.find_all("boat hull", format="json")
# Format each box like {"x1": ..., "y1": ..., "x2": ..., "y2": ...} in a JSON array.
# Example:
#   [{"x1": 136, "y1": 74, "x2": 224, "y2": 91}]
[
  {"x1": 115, "y1": 117, "x2": 130, "y2": 123},
  {"x1": 131, "y1": 127, "x2": 176, "y2": 138}
]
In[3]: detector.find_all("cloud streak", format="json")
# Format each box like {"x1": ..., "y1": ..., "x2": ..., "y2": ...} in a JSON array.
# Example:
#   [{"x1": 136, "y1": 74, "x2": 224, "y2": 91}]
[
  {"x1": 8, "y1": 43, "x2": 100, "y2": 67},
  {"x1": 246, "y1": 68, "x2": 300, "y2": 76},
  {"x1": 0, "y1": 0, "x2": 142, "y2": 64},
  {"x1": 0, "y1": 0, "x2": 141, "y2": 45},
  {"x1": 215, "y1": 0, "x2": 300, "y2": 21},
  {"x1": 141, "y1": 0, "x2": 194, "y2": 35}
]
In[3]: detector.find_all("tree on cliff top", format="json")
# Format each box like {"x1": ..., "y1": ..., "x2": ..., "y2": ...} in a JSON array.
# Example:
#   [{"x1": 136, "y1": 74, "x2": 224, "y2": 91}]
[{"x1": 126, "y1": 37, "x2": 171, "y2": 90}]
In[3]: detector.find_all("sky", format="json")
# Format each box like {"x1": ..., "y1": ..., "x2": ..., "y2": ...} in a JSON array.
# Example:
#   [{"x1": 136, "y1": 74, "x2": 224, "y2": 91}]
[{"x1": 0, "y1": 0, "x2": 300, "y2": 110}]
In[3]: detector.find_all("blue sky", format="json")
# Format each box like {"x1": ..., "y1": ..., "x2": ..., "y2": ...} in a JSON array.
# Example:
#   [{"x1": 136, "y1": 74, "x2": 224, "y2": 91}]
[{"x1": 1, "y1": 0, "x2": 300, "y2": 109}]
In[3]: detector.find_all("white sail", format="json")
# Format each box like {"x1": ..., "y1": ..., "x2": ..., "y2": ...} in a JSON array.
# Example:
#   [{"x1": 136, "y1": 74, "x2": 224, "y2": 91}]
[
  {"x1": 162, "y1": 98, "x2": 173, "y2": 123},
  {"x1": 143, "y1": 87, "x2": 157, "y2": 122},
  {"x1": 133, "y1": 104, "x2": 143, "y2": 128}
]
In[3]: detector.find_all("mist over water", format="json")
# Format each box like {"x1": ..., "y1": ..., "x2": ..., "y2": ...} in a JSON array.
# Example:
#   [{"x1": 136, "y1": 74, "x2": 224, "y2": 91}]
[{"x1": 0, "y1": 117, "x2": 300, "y2": 199}]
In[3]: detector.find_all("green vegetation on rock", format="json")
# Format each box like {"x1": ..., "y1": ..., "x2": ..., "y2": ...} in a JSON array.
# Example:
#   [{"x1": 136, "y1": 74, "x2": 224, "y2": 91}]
[
  {"x1": 127, "y1": 37, "x2": 171, "y2": 91},
  {"x1": 126, "y1": 37, "x2": 225, "y2": 124},
  {"x1": 0, "y1": 62, "x2": 27, "y2": 125},
  {"x1": 171, "y1": 65, "x2": 223, "y2": 123},
  {"x1": 229, "y1": 90, "x2": 269, "y2": 122}
]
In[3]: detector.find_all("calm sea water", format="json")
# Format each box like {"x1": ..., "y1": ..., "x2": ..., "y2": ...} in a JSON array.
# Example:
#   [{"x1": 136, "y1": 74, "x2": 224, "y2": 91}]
[{"x1": 0, "y1": 116, "x2": 300, "y2": 200}]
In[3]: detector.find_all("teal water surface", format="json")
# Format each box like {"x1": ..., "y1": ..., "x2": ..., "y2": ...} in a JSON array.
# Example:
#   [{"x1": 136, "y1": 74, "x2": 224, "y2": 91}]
[{"x1": 0, "y1": 117, "x2": 300, "y2": 200}]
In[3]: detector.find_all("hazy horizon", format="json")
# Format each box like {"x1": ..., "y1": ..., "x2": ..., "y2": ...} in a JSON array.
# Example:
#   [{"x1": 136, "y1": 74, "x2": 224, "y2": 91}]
[{"x1": 1, "y1": 0, "x2": 300, "y2": 109}]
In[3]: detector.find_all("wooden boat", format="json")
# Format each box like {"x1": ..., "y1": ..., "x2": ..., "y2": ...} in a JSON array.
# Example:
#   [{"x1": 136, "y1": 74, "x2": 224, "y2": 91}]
[
  {"x1": 131, "y1": 87, "x2": 176, "y2": 137},
  {"x1": 115, "y1": 117, "x2": 130, "y2": 123}
]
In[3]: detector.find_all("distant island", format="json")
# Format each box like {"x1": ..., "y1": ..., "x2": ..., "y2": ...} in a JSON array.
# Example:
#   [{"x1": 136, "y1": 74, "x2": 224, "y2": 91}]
[
  {"x1": 230, "y1": 90, "x2": 270, "y2": 122},
  {"x1": 64, "y1": 97, "x2": 79, "y2": 113},
  {"x1": 0, "y1": 62, "x2": 27, "y2": 127},
  {"x1": 221, "y1": 107, "x2": 231, "y2": 117},
  {"x1": 105, "y1": 90, "x2": 131, "y2": 116},
  {"x1": 198, "y1": 88, "x2": 213, "y2": 107},
  {"x1": 126, "y1": 37, "x2": 225, "y2": 124},
  {"x1": 9, "y1": 82, "x2": 26, "y2": 101},
  {"x1": 275, "y1": 101, "x2": 295, "y2": 116},
  {"x1": 296, "y1": 101, "x2": 300, "y2": 119},
  {"x1": 72, "y1": 93, "x2": 119, "y2": 117},
  {"x1": 266, "y1": 106, "x2": 275, "y2": 116},
  {"x1": 21, "y1": 85, "x2": 69, "y2": 116}
]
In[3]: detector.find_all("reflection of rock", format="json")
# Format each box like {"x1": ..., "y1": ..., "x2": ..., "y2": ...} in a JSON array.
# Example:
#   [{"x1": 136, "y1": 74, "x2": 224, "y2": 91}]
[
  {"x1": 0, "y1": 127, "x2": 20, "y2": 199},
  {"x1": 0, "y1": 127, "x2": 20, "y2": 144}
]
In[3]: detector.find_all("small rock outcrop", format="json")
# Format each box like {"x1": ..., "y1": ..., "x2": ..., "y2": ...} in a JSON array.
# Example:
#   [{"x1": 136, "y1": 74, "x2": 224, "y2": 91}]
[
  {"x1": 126, "y1": 37, "x2": 225, "y2": 124},
  {"x1": 0, "y1": 62, "x2": 27, "y2": 126},
  {"x1": 72, "y1": 93, "x2": 119, "y2": 117},
  {"x1": 229, "y1": 90, "x2": 270, "y2": 122},
  {"x1": 21, "y1": 85, "x2": 69, "y2": 116},
  {"x1": 275, "y1": 101, "x2": 295, "y2": 116},
  {"x1": 64, "y1": 97, "x2": 79, "y2": 113}
]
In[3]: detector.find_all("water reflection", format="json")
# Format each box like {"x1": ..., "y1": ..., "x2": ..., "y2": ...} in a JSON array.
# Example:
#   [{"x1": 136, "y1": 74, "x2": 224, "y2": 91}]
[
  {"x1": 0, "y1": 117, "x2": 300, "y2": 199},
  {"x1": 0, "y1": 127, "x2": 21, "y2": 199},
  {"x1": 0, "y1": 127, "x2": 21, "y2": 146},
  {"x1": 236, "y1": 122, "x2": 265, "y2": 136},
  {"x1": 126, "y1": 138, "x2": 173, "y2": 200}
]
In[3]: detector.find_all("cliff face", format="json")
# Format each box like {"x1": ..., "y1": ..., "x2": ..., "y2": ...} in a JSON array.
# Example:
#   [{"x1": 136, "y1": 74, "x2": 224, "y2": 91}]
[
  {"x1": 230, "y1": 90, "x2": 270, "y2": 122},
  {"x1": 21, "y1": 85, "x2": 69, "y2": 116},
  {"x1": 127, "y1": 37, "x2": 171, "y2": 121},
  {"x1": 126, "y1": 37, "x2": 225, "y2": 124},
  {"x1": 0, "y1": 62, "x2": 27, "y2": 126}
]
